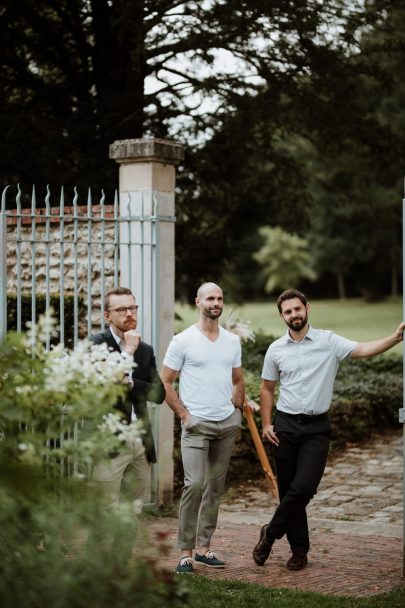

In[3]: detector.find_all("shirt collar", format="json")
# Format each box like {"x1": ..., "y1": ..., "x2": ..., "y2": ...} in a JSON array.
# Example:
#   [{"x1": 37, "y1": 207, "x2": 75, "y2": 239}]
[
  {"x1": 284, "y1": 324, "x2": 315, "y2": 343},
  {"x1": 110, "y1": 326, "x2": 124, "y2": 349}
]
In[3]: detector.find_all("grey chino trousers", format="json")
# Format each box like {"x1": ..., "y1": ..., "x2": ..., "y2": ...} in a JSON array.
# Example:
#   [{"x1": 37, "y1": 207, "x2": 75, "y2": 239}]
[{"x1": 178, "y1": 408, "x2": 242, "y2": 550}]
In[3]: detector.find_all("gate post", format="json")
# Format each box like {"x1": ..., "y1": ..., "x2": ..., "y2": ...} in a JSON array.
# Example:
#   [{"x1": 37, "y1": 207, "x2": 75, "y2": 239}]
[{"x1": 109, "y1": 137, "x2": 184, "y2": 506}]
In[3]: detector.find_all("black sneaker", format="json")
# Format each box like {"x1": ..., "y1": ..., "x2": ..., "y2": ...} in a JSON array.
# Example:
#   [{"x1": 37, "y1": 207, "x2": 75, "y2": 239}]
[
  {"x1": 175, "y1": 556, "x2": 194, "y2": 573},
  {"x1": 252, "y1": 524, "x2": 274, "y2": 566},
  {"x1": 195, "y1": 550, "x2": 225, "y2": 568}
]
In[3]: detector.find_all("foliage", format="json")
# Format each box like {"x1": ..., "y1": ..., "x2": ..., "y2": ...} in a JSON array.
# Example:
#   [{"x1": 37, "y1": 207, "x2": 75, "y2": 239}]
[
  {"x1": 222, "y1": 311, "x2": 255, "y2": 343},
  {"x1": 0, "y1": 0, "x2": 345, "y2": 193},
  {"x1": 242, "y1": 332, "x2": 277, "y2": 376},
  {"x1": 174, "y1": 1, "x2": 405, "y2": 301},
  {"x1": 0, "y1": 480, "x2": 184, "y2": 608},
  {"x1": 234, "y1": 333, "x2": 402, "y2": 480},
  {"x1": 254, "y1": 226, "x2": 317, "y2": 294},
  {"x1": 331, "y1": 355, "x2": 403, "y2": 446},
  {"x1": 1, "y1": 2, "x2": 404, "y2": 300},
  {"x1": 0, "y1": 311, "x2": 135, "y2": 469},
  {"x1": 6, "y1": 292, "x2": 86, "y2": 347},
  {"x1": 0, "y1": 313, "x2": 183, "y2": 607}
]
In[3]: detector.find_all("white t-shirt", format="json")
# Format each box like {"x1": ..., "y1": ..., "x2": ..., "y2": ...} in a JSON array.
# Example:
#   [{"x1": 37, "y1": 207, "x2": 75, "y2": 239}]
[{"x1": 163, "y1": 325, "x2": 242, "y2": 421}]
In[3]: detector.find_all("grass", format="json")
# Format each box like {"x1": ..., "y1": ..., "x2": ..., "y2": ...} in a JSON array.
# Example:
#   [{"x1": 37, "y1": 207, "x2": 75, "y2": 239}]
[
  {"x1": 175, "y1": 296, "x2": 403, "y2": 354},
  {"x1": 174, "y1": 576, "x2": 405, "y2": 608}
]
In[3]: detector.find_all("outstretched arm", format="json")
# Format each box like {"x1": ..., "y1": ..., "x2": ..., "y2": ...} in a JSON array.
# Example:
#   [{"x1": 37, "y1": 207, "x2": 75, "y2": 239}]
[{"x1": 351, "y1": 322, "x2": 405, "y2": 359}]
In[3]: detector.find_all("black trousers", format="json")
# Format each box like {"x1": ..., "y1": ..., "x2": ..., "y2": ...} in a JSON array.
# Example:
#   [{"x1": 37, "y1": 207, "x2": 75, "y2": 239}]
[{"x1": 268, "y1": 412, "x2": 331, "y2": 554}]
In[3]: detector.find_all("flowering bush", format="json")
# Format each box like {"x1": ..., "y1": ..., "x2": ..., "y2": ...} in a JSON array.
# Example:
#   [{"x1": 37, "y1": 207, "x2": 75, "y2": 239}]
[
  {"x1": 222, "y1": 311, "x2": 255, "y2": 343},
  {"x1": 0, "y1": 311, "x2": 135, "y2": 470},
  {"x1": 0, "y1": 313, "x2": 183, "y2": 608}
]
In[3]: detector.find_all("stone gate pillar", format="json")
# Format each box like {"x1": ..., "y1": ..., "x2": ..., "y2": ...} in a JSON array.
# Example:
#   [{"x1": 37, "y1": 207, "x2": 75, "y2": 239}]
[{"x1": 109, "y1": 137, "x2": 184, "y2": 506}]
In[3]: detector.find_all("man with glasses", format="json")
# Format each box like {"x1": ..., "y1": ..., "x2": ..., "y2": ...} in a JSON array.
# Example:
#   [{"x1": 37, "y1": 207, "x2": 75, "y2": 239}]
[{"x1": 90, "y1": 286, "x2": 165, "y2": 509}]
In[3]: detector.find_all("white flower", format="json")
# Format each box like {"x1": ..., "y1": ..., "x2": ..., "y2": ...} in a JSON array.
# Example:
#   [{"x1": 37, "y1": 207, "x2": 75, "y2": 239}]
[
  {"x1": 98, "y1": 413, "x2": 143, "y2": 444},
  {"x1": 15, "y1": 385, "x2": 32, "y2": 395},
  {"x1": 17, "y1": 442, "x2": 36, "y2": 462},
  {"x1": 42, "y1": 339, "x2": 135, "y2": 393},
  {"x1": 132, "y1": 498, "x2": 143, "y2": 515},
  {"x1": 222, "y1": 312, "x2": 255, "y2": 342},
  {"x1": 25, "y1": 308, "x2": 59, "y2": 350}
]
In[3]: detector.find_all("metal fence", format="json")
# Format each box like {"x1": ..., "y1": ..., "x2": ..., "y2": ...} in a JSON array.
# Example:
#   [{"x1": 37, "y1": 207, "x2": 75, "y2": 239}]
[
  {"x1": 0, "y1": 183, "x2": 173, "y2": 503},
  {"x1": 0, "y1": 184, "x2": 166, "y2": 345}
]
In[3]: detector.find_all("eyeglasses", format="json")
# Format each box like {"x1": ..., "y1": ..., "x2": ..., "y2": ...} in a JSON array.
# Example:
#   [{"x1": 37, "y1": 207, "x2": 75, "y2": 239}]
[{"x1": 108, "y1": 305, "x2": 139, "y2": 315}]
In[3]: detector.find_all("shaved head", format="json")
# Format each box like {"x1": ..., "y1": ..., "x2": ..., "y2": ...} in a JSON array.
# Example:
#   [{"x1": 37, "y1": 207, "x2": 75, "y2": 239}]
[{"x1": 196, "y1": 282, "x2": 222, "y2": 299}]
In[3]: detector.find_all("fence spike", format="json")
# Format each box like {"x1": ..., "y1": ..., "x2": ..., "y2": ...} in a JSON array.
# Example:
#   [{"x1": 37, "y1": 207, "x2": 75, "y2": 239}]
[
  {"x1": 16, "y1": 183, "x2": 22, "y2": 214},
  {"x1": 73, "y1": 187, "x2": 78, "y2": 216},
  {"x1": 1, "y1": 185, "x2": 11, "y2": 213},
  {"x1": 59, "y1": 186, "x2": 65, "y2": 213},
  {"x1": 31, "y1": 185, "x2": 36, "y2": 213},
  {"x1": 87, "y1": 187, "x2": 92, "y2": 217},
  {"x1": 45, "y1": 184, "x2": 51, "y2": 214}
]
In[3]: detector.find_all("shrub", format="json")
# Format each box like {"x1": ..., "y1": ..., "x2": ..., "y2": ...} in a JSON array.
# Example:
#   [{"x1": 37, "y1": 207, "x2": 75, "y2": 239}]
[
  {"x1": 6, "y1": 292, "x2": 86, "y2": 347},
  {"x1": 233, "y1": 334, "x2": 402, "y2": 483},
  {"x1": 0, "y1": 314, "x2": 183, "y2": 608}
]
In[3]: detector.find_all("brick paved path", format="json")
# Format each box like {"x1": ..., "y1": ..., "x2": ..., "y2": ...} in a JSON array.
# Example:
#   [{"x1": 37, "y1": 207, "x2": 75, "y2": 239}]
[{"x1": 146, "y1": 429, "x2": 405, "y2": 597}]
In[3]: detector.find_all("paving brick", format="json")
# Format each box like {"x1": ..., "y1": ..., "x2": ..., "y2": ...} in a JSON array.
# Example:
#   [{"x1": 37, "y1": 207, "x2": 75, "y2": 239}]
[
  {"x1": 145, "y1": 516, "x2": 404, "y2": 597},
  {"x1": 145, "y1": 429, "x2": 405, "y2": 597}
]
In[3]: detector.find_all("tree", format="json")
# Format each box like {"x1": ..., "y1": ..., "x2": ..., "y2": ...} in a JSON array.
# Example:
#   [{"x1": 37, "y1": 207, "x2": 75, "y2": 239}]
[
  {"x1": 0, "y1": 0, "x2": 369, "y2": 193},
  {"x1": 174, "y1": 0, "x2": 405, "y2": 301},
  {"x1": 304, "y1": 0, "x2": 405, "y2": 299},
  {"x1": 254, "y1": 226, "x2": 317, "y2": 293},
  {"x1": 2, "y1": 1, "x2": 401, "y2": 300}
]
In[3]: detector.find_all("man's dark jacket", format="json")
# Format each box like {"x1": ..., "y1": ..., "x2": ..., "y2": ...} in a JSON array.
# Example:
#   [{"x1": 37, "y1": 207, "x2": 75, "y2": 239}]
[{"x1": 90, "y1": 328, "x2": 165, "y2": 463}]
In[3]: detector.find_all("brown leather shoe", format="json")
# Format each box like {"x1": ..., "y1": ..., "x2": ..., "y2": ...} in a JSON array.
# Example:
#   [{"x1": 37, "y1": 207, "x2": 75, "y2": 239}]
[
  {"x1": 252, "y1": 524, "x2": 274, "y2": 566},
  {"x1": 286, "y1": 549, "x2": 308, "y2": 570}
]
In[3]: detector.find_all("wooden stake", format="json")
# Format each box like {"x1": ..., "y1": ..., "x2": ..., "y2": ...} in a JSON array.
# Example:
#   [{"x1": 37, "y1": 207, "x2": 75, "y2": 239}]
[{"x1": 243, "y1": 395, "x2": 279, "y2": 500}]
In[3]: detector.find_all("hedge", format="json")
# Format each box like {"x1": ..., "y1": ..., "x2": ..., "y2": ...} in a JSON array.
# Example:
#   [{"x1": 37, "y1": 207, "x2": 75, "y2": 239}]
[{"x1": 6, "y1": 293, "x2": 85, "y2": 347}]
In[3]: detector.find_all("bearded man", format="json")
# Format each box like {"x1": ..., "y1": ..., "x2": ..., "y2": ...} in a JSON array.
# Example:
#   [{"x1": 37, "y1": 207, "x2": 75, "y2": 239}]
[
  {"x1": 161, "y1": 282, "x2": 244, "y2": 573},
  {"x1": 253, "y1": 288, "x2": 404, "y2": 571}
]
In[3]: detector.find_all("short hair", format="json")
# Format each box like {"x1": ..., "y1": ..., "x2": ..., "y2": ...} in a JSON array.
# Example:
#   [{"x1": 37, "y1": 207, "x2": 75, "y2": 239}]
[
  {"x1": 277, "y1": 289, "x2": 307, "y2": 313},
  {"x1": 104, "y1": 287, "x2": 134, "y2": 310}
]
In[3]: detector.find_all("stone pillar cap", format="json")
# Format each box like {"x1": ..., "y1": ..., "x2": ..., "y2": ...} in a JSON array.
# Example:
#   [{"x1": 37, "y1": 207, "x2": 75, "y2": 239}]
[{"x1": 109, "y1": 137, "x2": 185, "y2": 165}]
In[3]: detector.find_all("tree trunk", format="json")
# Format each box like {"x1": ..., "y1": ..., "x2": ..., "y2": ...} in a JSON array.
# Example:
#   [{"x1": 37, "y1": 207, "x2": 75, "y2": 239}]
[
  {"x1": 391, "y1": 266, "x2": 398, "y2": 296},
  {"x1": 91, "y1": 0, "x2": 146, "y2": 142},
  {"x1": 336, "y1": 269, "x2": 346, "y2": 299}
]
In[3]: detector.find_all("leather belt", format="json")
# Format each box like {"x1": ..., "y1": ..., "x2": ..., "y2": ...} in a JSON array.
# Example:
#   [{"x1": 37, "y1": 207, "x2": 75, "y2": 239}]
[{"x1": 276, "y1": 410, "x2": 329, "y2": 423}]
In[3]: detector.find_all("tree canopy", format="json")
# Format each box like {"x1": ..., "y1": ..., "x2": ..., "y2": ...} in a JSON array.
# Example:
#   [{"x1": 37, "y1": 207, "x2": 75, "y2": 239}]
[
  {"x1": 0, "y1": 0, "x2": 367, "y2": 190},
  {"x1": 1, "y1": 0, "x2": 403, "y2": 300}
]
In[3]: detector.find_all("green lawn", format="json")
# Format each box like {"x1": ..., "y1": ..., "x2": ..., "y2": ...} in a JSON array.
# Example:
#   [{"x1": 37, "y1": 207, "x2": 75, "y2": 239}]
[
  {"x1": 176, "y1": 296, "x2": 403, "y2": 355},
  {"x1": 174, "y1": 577, "x2": 405, "y2": 608}
]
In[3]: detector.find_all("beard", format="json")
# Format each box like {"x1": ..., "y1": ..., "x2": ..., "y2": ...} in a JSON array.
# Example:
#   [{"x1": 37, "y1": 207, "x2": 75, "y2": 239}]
[
  {"x1": 120, "y1": 318, "x2": 137, "y2": 331},
  {"x1": 285, "y1": 313, "x2": 308, "y2": 332},
  {"x1": 203, "y1": 307, "x2": 223, "y2": 319}
]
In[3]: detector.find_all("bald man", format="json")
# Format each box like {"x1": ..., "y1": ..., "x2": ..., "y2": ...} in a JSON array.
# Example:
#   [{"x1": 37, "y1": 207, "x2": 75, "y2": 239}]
[{"x1": 161, "y1": 282, "x2": 245, "y2": 573}]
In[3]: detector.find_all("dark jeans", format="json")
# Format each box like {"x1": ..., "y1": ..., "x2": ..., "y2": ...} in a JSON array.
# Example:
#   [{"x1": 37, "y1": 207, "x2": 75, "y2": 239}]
[{"x1": 268, "y1": 412, "x2": 331, "y2": 554}]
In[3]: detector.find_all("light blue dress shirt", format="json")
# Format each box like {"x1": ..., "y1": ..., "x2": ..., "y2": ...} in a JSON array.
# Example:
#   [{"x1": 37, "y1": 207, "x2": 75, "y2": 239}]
[{"x1": 261, "y1": 326, "x2": 357, "y2": 415}]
